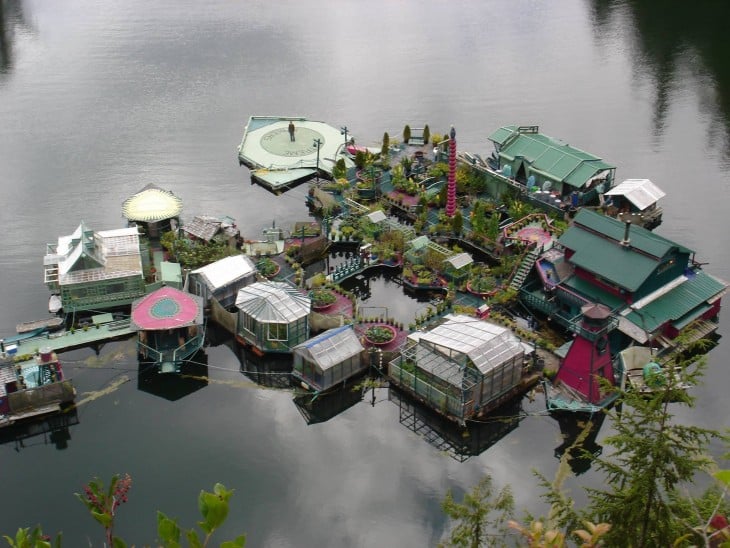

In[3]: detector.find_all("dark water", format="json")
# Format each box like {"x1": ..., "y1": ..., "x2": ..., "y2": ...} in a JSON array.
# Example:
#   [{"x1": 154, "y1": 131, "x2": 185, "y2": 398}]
[{"x1": 1, "y1": 1, "x2": 729, "y2": 545}]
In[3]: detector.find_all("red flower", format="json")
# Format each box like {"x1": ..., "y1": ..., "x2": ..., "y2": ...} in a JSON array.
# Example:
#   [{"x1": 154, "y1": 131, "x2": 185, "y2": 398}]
[{"x1": 710, "y1": 514, "x2": 728, "y2": 530}]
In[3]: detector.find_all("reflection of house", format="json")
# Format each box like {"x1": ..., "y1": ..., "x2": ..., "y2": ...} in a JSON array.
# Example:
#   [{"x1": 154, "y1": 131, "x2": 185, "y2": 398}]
[
  {"x1": 292, "y1": 325, "x2": 366, "y2": 393},
  {"x1": 181, "y1": 215, "x2": 239, "y2": 248},
  {"x1": 487, "y1": 125, "x2": 615, "y2": 204},
  {"x1": 235, "y1": 281, "x2": 310, "y2": 354},
  {"x1": 603, "y1": 178, "x2": 665, "y2": 229},
  {"x1": 388, "y1": 314, "x2": 532, "y2": 423},
  {"x1": 521, "y1": 209, "x2": 728, "y2": 354},
  {"x1": 130, "y1": 286, "x2": 205, "y2": 374},
  {"x1": 188, "y1": 254, "x2": 257, "y2": 309},
  {"x1": 121, "y1": 184, "x2": 182, "y2": 238},
  {"x1": 44, "y1": 222, "x2": 145, "y2": 314}
]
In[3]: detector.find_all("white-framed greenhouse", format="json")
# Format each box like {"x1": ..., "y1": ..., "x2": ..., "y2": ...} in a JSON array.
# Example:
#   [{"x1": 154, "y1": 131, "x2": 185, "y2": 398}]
[
  {"x1": 189, "y1": 254, "x2": 257, "y2": 308},
  {"x1": 235, "y1": 281, "x2": 310, "y2": 354},
  {"x1": 292, "y1": 325, "x2": 366, "y2": 392},
  {"x1": 388, "y1": 314, "x2": 527, "y2": 421}
]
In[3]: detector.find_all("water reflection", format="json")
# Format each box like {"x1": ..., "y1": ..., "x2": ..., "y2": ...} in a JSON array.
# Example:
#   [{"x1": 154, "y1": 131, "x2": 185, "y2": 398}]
[
  {"x1": 0, "y1": 0, "x2": 29, "y2": 76},
  {"x1": 0, "y1": 407, "x2": 79, "y2": 451},
  {"x1": 293, "y1": 385, "x2": 364, "y2": 425},
  {"x1": 552, "y1": 411, "x2": 606, "y2": 476},
  {"x1": 234, "y1": 344, "x2": 292, "y2": 389},
  {"x1": 389, "y1": 388, "x2": 524, "y2": 462},
  {"x1": 136, "y1": 351, "x2": 209, "y2": 401},
  {"x1": 591, "y1": 0, "x2": 730, "y2": 156}
]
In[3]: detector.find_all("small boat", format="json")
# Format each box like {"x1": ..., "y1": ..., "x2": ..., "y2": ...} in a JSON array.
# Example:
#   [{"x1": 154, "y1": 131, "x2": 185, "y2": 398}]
[{"x1": 16, "y1": 317, "x2": 65, "y2": 334}]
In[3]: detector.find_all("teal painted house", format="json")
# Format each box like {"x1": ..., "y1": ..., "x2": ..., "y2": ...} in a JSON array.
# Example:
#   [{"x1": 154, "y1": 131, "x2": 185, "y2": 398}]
[{"x1": 521, "y1": 209, "x2": 727, "y2": 353}]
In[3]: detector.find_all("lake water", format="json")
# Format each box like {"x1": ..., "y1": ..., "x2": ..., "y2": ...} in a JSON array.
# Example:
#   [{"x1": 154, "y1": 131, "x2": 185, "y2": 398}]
[{"x1": 1, "y1": 1, "x2": 729, "y2": 546}]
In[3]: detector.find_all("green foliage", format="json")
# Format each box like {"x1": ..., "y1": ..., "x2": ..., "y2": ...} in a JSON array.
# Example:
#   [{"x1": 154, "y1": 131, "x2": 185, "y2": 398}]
[
  {"x1": 381, "y1": 132, "x2": 390, "y2": 157},
  {"x1": 423, "y1": 124, "x2": 430, "y2": 145},
  {"x1": 354, "y1": 150, "x2": 367, "y2": 169},
  {"x1": 585, "y1": 356, "x2": 723, "y2": 547},
  {"x1": 3, "y1": 526, "x2": 60, "y2": 548},
  {"x1": 439, "y1": 475, "x2": 514, "y2": 548},
  {"x1": 403, "y1": 124, "x2": 411, "y2": 143},
  {"x1": 332, "y1": 158, "x2": 347, "y2": 180},
  {"x1": 451, "y1": 210, "x2": 463, "y2": 235},
  {"x1": 160, "y1": 232, "x2": 237, "y2": 270}
]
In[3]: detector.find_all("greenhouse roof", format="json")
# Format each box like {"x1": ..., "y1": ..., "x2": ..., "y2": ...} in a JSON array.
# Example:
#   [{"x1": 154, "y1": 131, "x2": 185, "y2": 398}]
[
  {"x1": 445, "y1": 252, "x2": 473, "y2": 270},
  {"x1": 235, "y1": 281, "x2": 310, "y2": 322},
  {"x1": 417, "y1": 314, "x2": 524, "y2": 376},
  {"x1": 191, "y1": 254, "x2": 257, "y2": 291},
  {"x1": 293, "y1": 325, "x2": 363, "y2": 371}
]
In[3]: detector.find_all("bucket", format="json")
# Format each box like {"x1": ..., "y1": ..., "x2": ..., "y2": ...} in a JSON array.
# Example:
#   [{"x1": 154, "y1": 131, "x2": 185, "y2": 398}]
[{"x1": 40, "y1": 347, "x2": 53, "y2": 363}]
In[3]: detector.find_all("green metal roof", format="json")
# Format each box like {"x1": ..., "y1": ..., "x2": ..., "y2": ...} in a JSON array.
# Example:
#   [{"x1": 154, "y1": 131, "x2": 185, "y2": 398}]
[
  {"x1": 558, "y1": 210, "x2": 695, "y2": 291},
  {"x1": 489, "y1": 127, "x2": 615, "y2": 189},
  {"x1": 623, "y1": 271, "x2": 727, "y2": 333},
  {"x1": 570, "y1": 209, "x2": 691, "y2": 257},
  {"x1": 562, "y1": 276, "x2": 625, "y2": 310}
]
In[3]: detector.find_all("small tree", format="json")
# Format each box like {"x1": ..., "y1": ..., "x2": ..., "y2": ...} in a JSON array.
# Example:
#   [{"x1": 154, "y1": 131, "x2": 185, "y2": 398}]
[
  {"x1": 382, "y1": 132, "x2": 390, "y2": 157},
  {"x1": 451, "y1": 210, "x2": 463, "y2": 235},
  {"x1": 423, "y1": 124, "x2": 431, "y2": 145},
  {"x1": 403, "y1": 124, "x2": 411, "y2": 144},
  {"x1": 440, "y1": 474, "x2": 514, "y2": 548},
  {"x1": 332, "y1": 157, "x2": 347, "y2": 180}
]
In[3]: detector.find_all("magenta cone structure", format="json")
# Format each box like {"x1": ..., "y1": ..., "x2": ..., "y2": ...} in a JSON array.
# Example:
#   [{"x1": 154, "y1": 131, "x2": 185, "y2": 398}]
[{"x1": 445, "y1": 126, "x2": 457, "y2": 218}]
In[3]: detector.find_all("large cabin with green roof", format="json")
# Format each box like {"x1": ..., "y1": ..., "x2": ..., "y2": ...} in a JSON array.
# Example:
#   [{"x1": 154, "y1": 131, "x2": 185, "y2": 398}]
[
  {"x1": 521, "y1": 209, "x2": 727, "y2": 353},
  {"x1": 487, "y1": 125, "x2": 615, "y2": 204},
  {"x1": 44, "y1": 222, "x2": 145, "y2": 314}
]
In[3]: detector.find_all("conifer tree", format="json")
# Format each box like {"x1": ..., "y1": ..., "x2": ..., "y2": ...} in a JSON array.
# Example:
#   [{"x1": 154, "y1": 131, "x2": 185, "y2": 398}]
[{"x1": 585, "y1": 346, "x2": 723, "y2": 547}]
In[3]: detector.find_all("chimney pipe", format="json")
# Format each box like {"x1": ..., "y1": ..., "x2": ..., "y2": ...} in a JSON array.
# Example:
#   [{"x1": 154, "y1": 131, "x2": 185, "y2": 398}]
[{"x1": 622, "y1": 220, "x2": 631, "y2": 246}]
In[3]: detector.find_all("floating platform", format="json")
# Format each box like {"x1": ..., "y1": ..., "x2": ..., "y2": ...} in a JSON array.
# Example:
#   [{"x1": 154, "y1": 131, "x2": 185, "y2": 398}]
[{"x1": 237, "y1": 116, "x2": 354, "y2": 192}]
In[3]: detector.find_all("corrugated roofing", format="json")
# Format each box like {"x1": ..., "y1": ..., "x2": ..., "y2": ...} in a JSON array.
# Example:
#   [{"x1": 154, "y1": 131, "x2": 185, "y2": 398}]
[
  {"x1": 605, "y1": 179, "x2": 666, "y2": 211},
  {"x1": 623, "y1": 271, "x2": 728, "y2": 333},
  {"x1": 561, "y1": 276, "x2": 625, "y2": 310},
  {"x1": 183, "y1": 216, "x2": 222, "y2": 242},
  {"x1": 569, "y1": 209, "x2": 690, "y2": 257},
  {"x1": 191, "y1": 254, "x2": 256, "y2": 291},
  {"x1": 235, "y1": 281, "x2": 310, "y2": 322},
  {"x1": 366, "y1": 210, "x2": 387, "y2": 224},
  {"x1": 445, "y1": 252, "x2": 473, "y2": 270},
  {"x1": 121, "y1": 184, "x2": 182, "y2": 222},
  {"x1": 418, "y1": 314, "x2": 523, "y2": 375},
  {"x1": 494, "y1": 128, "x2": 614, "y2": 188},
  {"x1": 293, "y1": 325, "x2": 363, "y2": 371}
]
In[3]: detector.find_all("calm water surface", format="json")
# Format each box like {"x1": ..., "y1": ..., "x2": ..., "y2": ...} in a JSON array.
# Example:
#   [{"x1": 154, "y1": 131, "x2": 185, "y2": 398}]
[{"x1": 1, "y1": 1, "x2": 729, "y2": 546}]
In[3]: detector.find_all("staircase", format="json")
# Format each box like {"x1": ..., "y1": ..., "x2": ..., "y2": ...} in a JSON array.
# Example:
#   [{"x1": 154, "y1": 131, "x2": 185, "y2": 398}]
[{"x1": 509, "y1": 246, "x2": 540, "y2": 291}]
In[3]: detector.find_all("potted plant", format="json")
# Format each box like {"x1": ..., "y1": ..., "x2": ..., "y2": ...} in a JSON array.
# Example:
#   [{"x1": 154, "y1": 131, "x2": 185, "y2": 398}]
[
  {"x1": 309, "y1": 288, "x2": 338, "y2": 310},
  {"x1": 364, "y1": 324, "x2": 397, "y2": 346},
  {"x1": 256, "y1": 257, "x2": 280, "y2": 279}
]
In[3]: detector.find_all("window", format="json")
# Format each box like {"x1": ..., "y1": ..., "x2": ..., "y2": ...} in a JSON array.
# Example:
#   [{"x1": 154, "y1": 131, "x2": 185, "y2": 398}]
[{"x1": 268, "y1": 323, "x2": 288, "y2": 341}]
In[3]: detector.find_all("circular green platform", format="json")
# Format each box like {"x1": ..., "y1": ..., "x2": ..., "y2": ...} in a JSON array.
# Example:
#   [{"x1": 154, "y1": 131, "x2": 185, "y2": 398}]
[{"x1": 260, "y1": 126, "x2": 325, "y2": 157}]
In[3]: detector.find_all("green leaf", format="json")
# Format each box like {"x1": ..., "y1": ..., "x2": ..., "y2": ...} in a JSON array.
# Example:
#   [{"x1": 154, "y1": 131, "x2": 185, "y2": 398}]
[
  {"x1": 157, "y1": 511, "x2": 181, "y2": 547},
  {"x1": 197, "y1": 487, "x2": 230, "y2": 534},
  {"x1": 91, "y1": 509, "x2": 113, "y2": 529},
  {"x1": 714, "y1": 469, "x2": 730, "y2": 486},
  {"x1": 220, "y1": 535, "x2": 247, "y2": 548},
  {"x1": 112, "y1": 536, "x2": 127, "y2": 548},
  {"x1": 185, "y1": 529, "x2": 203, "y2": 548}
]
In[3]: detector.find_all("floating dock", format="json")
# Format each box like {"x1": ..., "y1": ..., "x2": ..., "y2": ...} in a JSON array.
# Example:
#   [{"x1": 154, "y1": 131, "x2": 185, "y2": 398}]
[{"x1": 237, "y1": 116, "x2": 354, "y2": 192}]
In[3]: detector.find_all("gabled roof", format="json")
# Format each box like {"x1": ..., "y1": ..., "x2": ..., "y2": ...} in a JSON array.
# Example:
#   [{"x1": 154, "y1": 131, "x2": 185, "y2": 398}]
[
  {"x1": 366, "y1": 210, "x2": 387, "y2": 224},
  {"x1": 235, "y1": 281, "x2": 310, "y2": 322},
  {"x1": 191, "y1": 254, "x2": 257, "y2": 291},
  {"x1": 182, "y1": 215, "x2": 223, "y2": 242},
  {"x1": 293, "y1": 325, "x2": 363, "y2": 371},
  {"x1": 52, "y1": 224, "x2": 142, "y2": 284},
  {"x1": 558, "y1": 209, "x2": 691, "y2": 291},
  {"x1": 605, "y1": 179, "x2": 665, "y2": 211},
  {"x1": 488, "y1": 125, "x2": 614, "y2": 189},
  {"x1": 416, "y1": 314, "x2": 524, "y2": 375}
]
